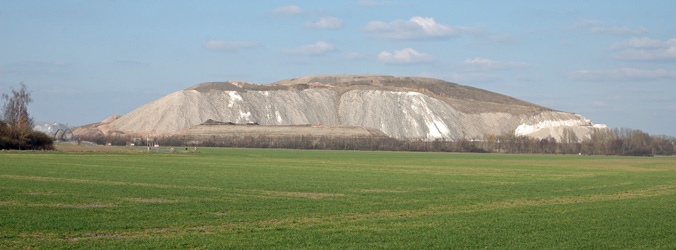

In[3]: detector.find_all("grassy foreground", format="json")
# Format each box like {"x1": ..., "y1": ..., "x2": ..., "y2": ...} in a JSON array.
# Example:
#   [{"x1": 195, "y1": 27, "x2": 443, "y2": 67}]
[{"x1": 1, "y1": 148, "x2": 675, "y2": 249}]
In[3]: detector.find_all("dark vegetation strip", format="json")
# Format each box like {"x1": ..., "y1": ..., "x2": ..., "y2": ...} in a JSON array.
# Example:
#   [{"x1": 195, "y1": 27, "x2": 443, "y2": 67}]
[{"x1": 81, "y1": 127, "x2": 675, "y2": 156}]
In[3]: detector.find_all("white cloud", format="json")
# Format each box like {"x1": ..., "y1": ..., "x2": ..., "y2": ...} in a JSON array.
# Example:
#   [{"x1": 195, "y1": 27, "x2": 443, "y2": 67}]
[
  {"x1": 283, "y1": 41, "x2": 336, "y2": 56},
  {"x1": 609, "y1": 37, "x2": 665, "y2": 49},
  {"x1": 305, "y1": 16, "x2": 343, "y2": 30},
  {"x1": 570, "y1": 68, "x2": 676, "y2": 81},
  {"x1": 270, "y1": 5, "x2": 306, "y2": 17},
  {"x1": 52, "y1": 61, "x2": 68, "y2": 66},
  {"x1": 363, "y1": 16, "x2": 472, "y2": 40},
  {"x1": 358, "y1": 0, "x2": 397, "y2": 6},
  {"x1": 573, "y1": 19, "x2": 647, "y2": 35},
  {"x1": 592, "y1": 101, "x2": 608, "y2": 107},
  {"x1": 592, "y1": 26, "x2": 648, "y2": 35},
  {"x1": 462, "y1": 57, "x2": 529, "y2": 71},
  {"x1": 575, "y1": 19, "x2": 604, "y2": 27},
  {"x1": 203, "y1": 40, "x2": 261, "y2": 51},
  {"x1": 378, "y1": 48, "x2": 436, "y2": 64},
  {"x1": 362, "y1": 17, "x2": 508, "y2": 41},
  {"x1": 610, "y1": 37, "x2": 676, "y2": 61}
]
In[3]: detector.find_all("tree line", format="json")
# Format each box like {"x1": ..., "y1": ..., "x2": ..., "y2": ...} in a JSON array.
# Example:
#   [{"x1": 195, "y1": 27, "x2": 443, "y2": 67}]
[{"x1": 80, "y1": 127, "x2": 674, "y2": 156}]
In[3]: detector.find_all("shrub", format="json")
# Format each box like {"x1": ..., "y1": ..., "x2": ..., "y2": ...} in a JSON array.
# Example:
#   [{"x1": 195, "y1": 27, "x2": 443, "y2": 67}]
[{"x1": 0, "y1": 120, "x2": 53, "y2": 150}]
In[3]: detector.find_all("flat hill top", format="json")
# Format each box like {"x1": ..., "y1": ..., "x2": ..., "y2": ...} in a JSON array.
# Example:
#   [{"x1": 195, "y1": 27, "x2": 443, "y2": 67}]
[{"x1": 184, "y1": 75, "x2": 549, "y2": 114}]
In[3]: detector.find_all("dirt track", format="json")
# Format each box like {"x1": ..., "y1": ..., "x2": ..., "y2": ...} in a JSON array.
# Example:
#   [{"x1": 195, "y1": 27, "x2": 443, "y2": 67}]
[{"x1": 55, "y1": 145, "x2": 137, "y2": 153}]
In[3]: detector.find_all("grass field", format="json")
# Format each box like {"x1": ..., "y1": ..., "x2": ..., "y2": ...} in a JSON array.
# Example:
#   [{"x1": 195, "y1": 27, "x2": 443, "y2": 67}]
[{"x1": 1, "y1": 148, "x2": 675, "y2": 249}]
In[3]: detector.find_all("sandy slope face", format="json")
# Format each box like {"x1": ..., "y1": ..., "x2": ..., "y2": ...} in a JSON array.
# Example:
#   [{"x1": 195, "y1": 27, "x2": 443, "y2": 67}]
[
  {"x1": 186, "y1": 125, "x2": 388, "y2": 138},
  {"x1": 106, "y1": 77, "x2": 608, "y2": 141},
  {"x1": 339, "y1": 90, "x2": 464, "y2": 140},
  {"x1": 459, "y1": 112, "x2": 521, "y2": 138},
  {"x1": 109, "y1": 89, "x2": 338, "y2": 134},
  {"x1": 337, "y1": 90, "x2": 591, "y2": 140}
]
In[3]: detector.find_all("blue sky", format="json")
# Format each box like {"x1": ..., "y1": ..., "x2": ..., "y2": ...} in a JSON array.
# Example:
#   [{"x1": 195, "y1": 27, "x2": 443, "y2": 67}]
[{"x1": 1, "y1": 0, "x2": 675, "y2": 136}]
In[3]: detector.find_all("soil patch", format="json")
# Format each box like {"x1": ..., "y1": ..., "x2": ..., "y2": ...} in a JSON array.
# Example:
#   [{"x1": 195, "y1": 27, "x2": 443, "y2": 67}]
[
  {"x1": 264, "y1": 191, "x2": 344, "y2": 199},
  {"x1": 121, "y1": 198, "x2": 177, "y2": 203},
  {"x1": 358, "y1": 189, "x2": 406, "y2": 193},
  {"x1": 28, "y1": 203, "x2": 114, "y2": 208},
  {"x1": 0, "y1": 201, "x2": 15, "y2": 206}
]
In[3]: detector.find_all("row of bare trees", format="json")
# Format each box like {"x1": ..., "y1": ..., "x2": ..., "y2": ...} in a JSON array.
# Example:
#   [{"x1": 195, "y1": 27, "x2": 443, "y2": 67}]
[
  {"x1": 472, "y1": 128, "x2": 674, "y2": 156},
  {"x1": 79, "y1": 127, "x2": 674, "y2": 156}
]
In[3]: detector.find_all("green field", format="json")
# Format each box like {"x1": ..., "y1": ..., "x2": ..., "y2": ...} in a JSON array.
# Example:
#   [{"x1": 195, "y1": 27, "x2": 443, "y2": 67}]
[{"x1": 1, "y1": 148, "x2": 675, "y2": 249}]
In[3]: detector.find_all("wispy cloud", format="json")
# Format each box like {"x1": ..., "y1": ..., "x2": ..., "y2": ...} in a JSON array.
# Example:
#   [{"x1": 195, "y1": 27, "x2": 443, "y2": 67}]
[
  {"x1": 115, "y1": 60, "x2": 148, "y2": 67},
  {"x1": 283, "y1": 41, "x2": 336, "y2": 56},
  {"x1": 0, "y1": 61, "x2": 69, "y2": 76},
  {"x1": 270, "y1": 5, "x2": 307, "y2": 17},
  {"x1": 592, "y1": 101, "x2": 608, "y2": 107},
  {"x1": 573, "y1": 19, "x2": 647, "y2": 35},
  {"x1": 593, "y1": 26, "x2": 648, "y2": 35},
  {"x1": 461, "y1": 57, "x2": 529, "y2": 71},
  {"x1": 52, "y1": 61, "x2": 68, "y2": 66},
  {"x1": 305, "y1": 16, "x2": 343, "y2": 30},
  {"x1": 575, "y1": 19, "x2": 604, "y2": 27},
  {"x1": 609, "y1": 37, "x2": 676, "y2": 61},
  {"x1": 419, "y1": 72, "x2": 499, "y2": 84},
  {"x1": 515, "y1": 74, "x2": 541, "y2": 82},
  {"x1": 203, "y1": 40, "x2": 262, "y2": 52},
  {"x1": 358, "y1": 0, "x2": 397, "y2": 6},
  {"x1": 378, "y1": 48, "x2": 436, "y2": 64},
  {"x1": 345, "y1": 52, "x2": 372, "y2": 61},
  {"x1": 570, "y1": 68, "x2": 676, "y2": 81}
]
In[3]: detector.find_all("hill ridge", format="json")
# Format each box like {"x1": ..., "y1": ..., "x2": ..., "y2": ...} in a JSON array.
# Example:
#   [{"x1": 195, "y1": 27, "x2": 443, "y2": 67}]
[{"x1": 77, "y1": 75, "x2": 606, "y2": 141}]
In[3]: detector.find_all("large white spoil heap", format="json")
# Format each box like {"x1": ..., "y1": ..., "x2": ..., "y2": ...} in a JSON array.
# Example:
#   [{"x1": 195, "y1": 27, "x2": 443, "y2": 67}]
[{"x1": 104, "y1": 75, "x2": 607, "y2": 141}]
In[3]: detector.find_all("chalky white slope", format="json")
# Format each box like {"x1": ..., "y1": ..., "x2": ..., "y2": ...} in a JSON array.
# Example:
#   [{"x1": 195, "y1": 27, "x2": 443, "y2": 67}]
[{"x1": 108, "y1": 75, "x2": 607, "y2": 141}]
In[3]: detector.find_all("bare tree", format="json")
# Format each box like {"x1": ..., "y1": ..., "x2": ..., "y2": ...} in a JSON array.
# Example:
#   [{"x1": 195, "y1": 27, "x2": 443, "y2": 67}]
[
  {"x1": 2, "y1": 83, "x2": 34, "y2": 132},
  {"x1": 0, "y1": 83, "x2": 53, "y2": 150}
]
